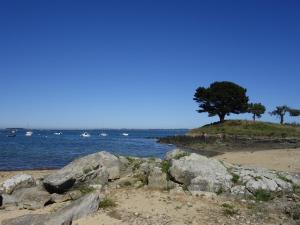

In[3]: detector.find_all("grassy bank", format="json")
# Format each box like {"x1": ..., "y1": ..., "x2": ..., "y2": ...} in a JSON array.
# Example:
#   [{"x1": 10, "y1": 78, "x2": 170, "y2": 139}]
[
  {"x1": 188, "y1": 120, "x2": 300, "y2": 138},
  {"x1": 158, "y1": 120, "x2": 300, "y2": 154}
]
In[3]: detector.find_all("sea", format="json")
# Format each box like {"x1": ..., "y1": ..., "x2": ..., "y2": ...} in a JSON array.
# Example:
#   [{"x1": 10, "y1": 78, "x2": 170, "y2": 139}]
[{"x1": 0, "y1": 129, "x2": 187, "y2": 170}]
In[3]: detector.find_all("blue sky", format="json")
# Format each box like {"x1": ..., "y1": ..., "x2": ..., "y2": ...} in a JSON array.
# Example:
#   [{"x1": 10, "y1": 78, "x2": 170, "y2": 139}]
[{"x1": 0, "y1": 0, "x2": 299, "y2": 129}]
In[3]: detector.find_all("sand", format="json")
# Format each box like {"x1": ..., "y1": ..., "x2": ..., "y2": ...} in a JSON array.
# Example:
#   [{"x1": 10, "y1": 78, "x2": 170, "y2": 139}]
[
  {"x1": 214, "y1": 148, "x2": 300, "y2": 173},
  {"x1": 1, "y1": 148, "x2": 299, "y2": 224}
]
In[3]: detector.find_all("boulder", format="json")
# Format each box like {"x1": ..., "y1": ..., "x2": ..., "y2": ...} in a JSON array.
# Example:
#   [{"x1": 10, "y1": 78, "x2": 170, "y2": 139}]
[
  {"x1": 230, "y1": 166, "x2": 294, "y2": 194},
  {"x1": 148, "y1": 167, "x2": 168, "y2": 190},
  {"x1": 1, "y1": 187, "x2": 52, "y2": 210},
  {"x1": 1, "y1": 174, "x2": 35, "y2": 194},
  {"x1": 165, "y1": 149, "x2": 189, "y2": 161},
  {"x1": 46, "y1": 192, "x2": 101, "y2": 225},
  {"x1": 169, "y1": 153, "x2": 232, "y2": 193},
  {"x1": 43, "y1": 151, "x2": 119, "y2": 193},
  {"x1": 2, "y1": 192, "x2": 101, "y2": 225}
]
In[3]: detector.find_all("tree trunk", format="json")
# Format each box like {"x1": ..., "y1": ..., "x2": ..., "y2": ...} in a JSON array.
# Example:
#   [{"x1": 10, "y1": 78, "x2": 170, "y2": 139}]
[
  {"x1": 218, "y1": 114, "x2": 225, "y2": 123},
  {"x1": 280, "y1": 115, "x2": 284, "y2": 125},
  {"x1": 253, "y1": 114, "x2": 256, "y2": 121}
]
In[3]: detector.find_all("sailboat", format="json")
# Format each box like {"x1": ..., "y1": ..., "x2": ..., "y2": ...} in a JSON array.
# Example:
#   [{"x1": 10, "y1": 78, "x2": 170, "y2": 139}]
[
  {"x1": 25, "y1": 131, "x2": 33, "y2": 137},
  {"x1": 80, "y1": 132, "x2": 91, "y2": 138}
]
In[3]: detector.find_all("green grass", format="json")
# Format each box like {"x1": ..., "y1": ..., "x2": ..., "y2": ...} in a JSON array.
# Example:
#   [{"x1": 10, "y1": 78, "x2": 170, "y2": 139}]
[
  {"x1": 254, "y1": 189, "x2": 273, "y2": 202},
  {"x1": 293, "y1": 184, "x2": 300, "y2": 194},
  {"x1": 99, "y1": 198, "x2": 117, "y2": 209},
  {"x1": 173, "y1": 152, "x2": 191, "y2": 160},
  {"x1": 75, "y1": 185, "x2": 95, "y2": 194},
  {"x1": 160, "y1": 160, "x2": 171, "y2": 174},
  {"x1": 188, "y1": 120, "x2": 300, "y2": 138},
  {"x1": 277, "y1": 173, "x2": 293, "y2": 183},
  {"x1": 231, "y1": 173, "x2": 240, "y2": 184},
  {"x1": 221, "y1": 203, "x2": 239, "y2": 216}
]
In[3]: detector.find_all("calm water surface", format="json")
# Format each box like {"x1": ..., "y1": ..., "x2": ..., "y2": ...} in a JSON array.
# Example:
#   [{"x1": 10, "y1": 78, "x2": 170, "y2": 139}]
[{"x1": 0, "y1": 129, "x2": 187, "y2": 170}]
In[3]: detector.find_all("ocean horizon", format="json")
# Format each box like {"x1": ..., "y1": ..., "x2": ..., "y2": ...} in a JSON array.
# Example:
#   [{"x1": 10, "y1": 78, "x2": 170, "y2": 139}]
[{"x1": 0, "y1": 129, "x2": 187, "y2": 171}]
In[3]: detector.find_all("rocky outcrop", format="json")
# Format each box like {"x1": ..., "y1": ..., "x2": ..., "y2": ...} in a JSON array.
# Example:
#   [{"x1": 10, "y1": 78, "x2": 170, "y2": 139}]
[
  {"x1": 1, "y1": 186, "x2": 52, "y2": 210},
  {"x1": 164, "y1": 149, "x2": 299, "y2": 197},
  {"x1": 2, "y1": 149, "x2": 300, "y2": 225},
  {"x1": 169, "y1": 153, "x2": 232, "y2": 193},
  {"x1": 229, "y1": 166, "x2": 296, "y2": 196},
  {"x1": 1, "y1": 174, "x2": 35, "y2": 194},
  {"x1": 2, "y1": 192, "x2": 101, "y2": 225},
  {"x1": 43, "y1": 151, "x2": 120, "y2": 193}
]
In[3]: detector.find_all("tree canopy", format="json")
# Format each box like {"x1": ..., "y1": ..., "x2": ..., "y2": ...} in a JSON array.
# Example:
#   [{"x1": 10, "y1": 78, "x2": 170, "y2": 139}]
[
  {"x1": 248, "y1": 103, "x2": 266, "y2": 121},
  {"x1": 270, "y1": 105, "x2": 300, "y2": 124},
  {"x1": 193, "y1": 81, "x2": 249, "y2": 123}
]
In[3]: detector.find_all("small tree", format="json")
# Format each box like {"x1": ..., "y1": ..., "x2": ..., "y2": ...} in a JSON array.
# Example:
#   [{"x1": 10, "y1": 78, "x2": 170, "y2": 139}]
[
  {"x1": 193, "y1": 81, "x2": 249, "y2": 123},
  {"x1": 289, "y1": 108, "x2": 300, "y2": 117},
  {"x1": 248, "y1": 103, "x2": 266, "y2": 121},
  {"x1": 270, "y1": 105, "x2": 290, "y2": 124}
]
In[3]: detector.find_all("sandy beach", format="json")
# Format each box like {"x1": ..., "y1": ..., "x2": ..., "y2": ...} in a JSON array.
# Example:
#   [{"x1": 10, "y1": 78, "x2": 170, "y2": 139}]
[
  {"x1": 1, "y1": 148, "x2": 299, "y2": 225},
  {"x1": 214, "y1": 148, "x2": 300, "y2": 173},
  {"x1": 0, "y1": 180, "x2": 283, "y2": 225}
]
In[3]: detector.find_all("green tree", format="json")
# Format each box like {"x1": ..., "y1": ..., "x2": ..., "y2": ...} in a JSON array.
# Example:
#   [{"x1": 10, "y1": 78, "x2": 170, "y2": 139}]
[
  {"x1": 193, "y1": 81, "x2": 249, "y2": 123},
  {"x1": 289, "y1": 108, "x2": 300, "y2": 117},
  {"x1": 248, "y1": 103, "x2": 266, "y2": 121},
  {"x1": 270, "y1": 105, "x2": 294, "y2": 125}
]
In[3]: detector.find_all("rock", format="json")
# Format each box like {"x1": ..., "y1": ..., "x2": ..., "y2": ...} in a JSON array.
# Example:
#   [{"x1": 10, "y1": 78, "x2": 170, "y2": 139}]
[
  {"x1": 245, "y1": 177, "x2": 278, "y2": 193},
  {"x1": 230, "y1": 166, "x2": 294, "y2": 194},
  {"x1": 1, "y1": 174, "x2": 35, "y2": 194},
  {"x1": 2, "y1": 214, "x2": 46, "y2": 225},
  {"x1": 165, "y1": 149, "x2": 189, "y2": 161},
  {"x1": 0, "y1": 193, "x2": 3, "y2": 207},
  {"x1": 148, "y1": 167, "x2": 168, "y2": 190},
  {"x1": 230, "y1": 185, "x2": 252, "y2": 197},
  {"x1": 2, "y1": 192, "x2": 101, "y2": 225},
  {"x1": 46, "y1": 192, "x2": 101, "y2": 225},
  {"x1": 169, "y1": 153, "x2": 232, "y2": 193},
  {"x1": 50, "y1": 193, "x2": 72, "y2": 203},
  {"x1": 188, "y1": 175, "x2": 230, "y2": 194},
  {"x1": 43, "y1": 151, "x2": 119, "y2": 193},
  {"x1": 2, "y1": 187, "x2": 52, "y2": 210}
]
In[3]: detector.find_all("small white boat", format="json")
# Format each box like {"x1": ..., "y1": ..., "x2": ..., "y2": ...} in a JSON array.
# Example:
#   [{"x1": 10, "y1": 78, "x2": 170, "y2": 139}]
[
  {"x1": 25, "y1": 131, "x2": 33, "y2": 137},
  {"x1": 122, "y1": 133, "x2": 129, "y2": 136},
  {"x1": 54, "y1": 132, "x2": 63, "y2": 135},
  {"x1": 81, "y1": 132, "x2": 91, "y2": 138},
  {"x1": 100, "y1": 133, "x2": 107, "y2": 137}
]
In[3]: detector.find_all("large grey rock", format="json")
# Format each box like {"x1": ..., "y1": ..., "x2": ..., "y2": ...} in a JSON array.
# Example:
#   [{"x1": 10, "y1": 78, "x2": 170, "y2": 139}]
[
  {"x1": 2, "y1": 192, "x2": 101, "y2": 225},
  {"x1": 1, "y1": 186, "x2": 52, "y2": 210},
  {"x1": 1, "y1": 214, "x2": 46, "y2": 225},
  {"x1": 169, "y1": 153, "x2": 232, "y2": 193},
  {"x1": 230, "y1": 166, "x2": 294, "y2": 194},
  {"x1": 43, "y1": 151, "x2": 119, "y2": 193},
  {"x1": 165, "y1": 149, "x2": 189, "y2": 161},
  {"x1": 148, "y1": 167, "x2": 168, "y2": 190},
  {"x1": 1, "y1": 174, "x2": 35, "y2": 194}
]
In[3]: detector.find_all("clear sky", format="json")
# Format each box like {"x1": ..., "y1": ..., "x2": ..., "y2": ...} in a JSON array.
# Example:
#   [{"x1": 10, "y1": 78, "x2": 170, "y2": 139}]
[{"x1": 0, "y1": 0, "x2": 299, "y2": 129}]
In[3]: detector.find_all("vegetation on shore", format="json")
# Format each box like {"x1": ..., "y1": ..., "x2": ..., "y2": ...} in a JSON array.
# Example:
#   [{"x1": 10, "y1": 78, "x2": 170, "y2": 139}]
[
  {"x1": 188, "y1": 120, "x2": 300, "y2": 138},
  {"x1": 159, "y1": 120, "x2": 300, "y2": 154}
]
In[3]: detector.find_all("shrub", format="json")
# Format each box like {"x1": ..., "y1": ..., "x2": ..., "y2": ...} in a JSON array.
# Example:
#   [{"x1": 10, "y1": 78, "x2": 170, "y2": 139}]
[
  {"x1": 222, "y1": 203, "x2": 239, "y2": 216},
  {"x1": 173, "y1": 152, "x2": 190, "y2": 160},
  {"x1": 160, "y1": 160, "x2": 171, "y2": 174},
  {"x1": 254, "y1": 189, "x2": 273, "y2": 202},
  {"x1": 99, "y1": 198, "x2": 116, "y2": 209},
  {"x1": 231, "y1": 173, "x2": 240, "y2": 184}
]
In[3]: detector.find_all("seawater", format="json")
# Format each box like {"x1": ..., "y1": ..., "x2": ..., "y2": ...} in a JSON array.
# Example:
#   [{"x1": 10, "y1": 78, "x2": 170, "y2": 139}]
[{"x1": 0, "y1": 129, "x2": 187, "y2": 170}]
